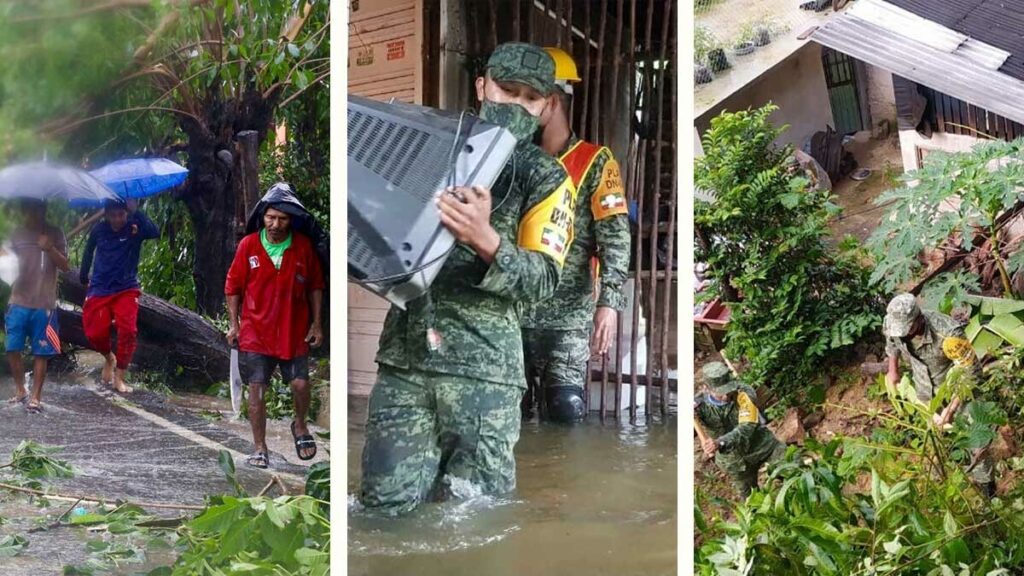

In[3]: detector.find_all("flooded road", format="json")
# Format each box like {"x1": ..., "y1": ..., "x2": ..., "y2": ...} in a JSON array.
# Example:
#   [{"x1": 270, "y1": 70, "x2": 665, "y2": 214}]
[{"x1": 348, "y1": 396, "x2": 677, "y2": 576}]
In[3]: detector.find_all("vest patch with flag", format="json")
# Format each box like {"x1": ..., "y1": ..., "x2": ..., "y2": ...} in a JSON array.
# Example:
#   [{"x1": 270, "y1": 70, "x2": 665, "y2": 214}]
[
  {"x1": 540, "y1": 227, "x2": 567, "y2": 254},
  {"x1": 518, "y1": 177, "x2": 577, "y2": 267},
  {"x1": 591, "y1": 158, "x2": 627, "y2": 220}
]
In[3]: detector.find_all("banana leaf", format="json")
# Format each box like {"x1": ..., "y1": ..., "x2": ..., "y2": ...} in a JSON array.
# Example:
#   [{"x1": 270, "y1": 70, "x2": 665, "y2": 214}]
[
  {"x1": 965, "y1": 316, "x2": 983, "y2": 341},
  {"x1": 971, "y1": 328, "x2": 1004, "y2": 358},
  {"x1": 962, "y1": 294, "x2": 1024, "y2": 316},
  {"x1": 985, "y1": 313, "x2": 1024, "y2": 347}
]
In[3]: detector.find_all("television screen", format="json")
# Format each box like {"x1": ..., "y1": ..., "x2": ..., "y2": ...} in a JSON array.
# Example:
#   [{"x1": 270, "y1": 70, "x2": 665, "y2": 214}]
[{"x1": 347, "y1": 95, "x2": 517, "y2": 308}]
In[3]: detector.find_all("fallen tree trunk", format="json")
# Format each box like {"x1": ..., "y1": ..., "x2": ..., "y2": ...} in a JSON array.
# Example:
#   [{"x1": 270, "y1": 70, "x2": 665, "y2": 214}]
[{"x1": 57, "y1": 269, "x2": 229, "y2": 388}]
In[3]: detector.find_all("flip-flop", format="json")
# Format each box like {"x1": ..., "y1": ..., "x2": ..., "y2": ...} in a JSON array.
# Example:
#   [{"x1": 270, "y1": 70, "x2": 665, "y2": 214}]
[
  {"x1": 25, "y1": 401, "x2": 42, "y2": 414},
  {"x1": 291, "y1": 420, "x2": 317, "y2": 461},
  {"x1": 247, "y1": 451, "x2": 269, "y2": 469},
  {"x1": 7, "y1": 395, "x2": 27, "y2": 405}
]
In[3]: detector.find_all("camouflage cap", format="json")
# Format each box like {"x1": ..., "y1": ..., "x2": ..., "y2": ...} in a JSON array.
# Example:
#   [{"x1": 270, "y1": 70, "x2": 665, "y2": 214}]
[
  {"x1": 884, "y1": 293, "x2": 921, "y2": 338},
  {"x1": 702, "y1": 362, "x2": 739, "y2": 394},
  {"x1": 486, "y1": 42, "x2": 556, "y2": 96}
]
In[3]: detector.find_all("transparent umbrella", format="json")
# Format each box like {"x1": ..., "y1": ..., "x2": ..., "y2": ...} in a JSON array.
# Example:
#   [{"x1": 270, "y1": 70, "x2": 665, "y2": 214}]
[
  {"x1": 0, "y1": 161, "x2": 119, "y2": 205},
  {"x1": 0, "y1": 161, "x2": 118, "y2": 270}
]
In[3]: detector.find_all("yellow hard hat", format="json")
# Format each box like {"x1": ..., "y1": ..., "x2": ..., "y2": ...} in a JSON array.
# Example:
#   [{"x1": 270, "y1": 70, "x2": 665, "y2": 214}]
[{"x1": 543, "y1": 47, "x2": 581, "y2": 95}]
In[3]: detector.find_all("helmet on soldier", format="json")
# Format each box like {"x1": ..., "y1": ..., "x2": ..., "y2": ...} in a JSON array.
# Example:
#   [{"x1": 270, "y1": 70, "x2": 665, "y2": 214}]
[{"x1": 543, "y1": 47, "x2": 581, "y2": 95}]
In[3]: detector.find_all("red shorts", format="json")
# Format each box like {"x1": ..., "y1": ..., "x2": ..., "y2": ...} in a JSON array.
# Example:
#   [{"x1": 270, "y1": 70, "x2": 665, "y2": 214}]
[{"x1": 82, "y1": 289, "x2": 141, "y2": 370}]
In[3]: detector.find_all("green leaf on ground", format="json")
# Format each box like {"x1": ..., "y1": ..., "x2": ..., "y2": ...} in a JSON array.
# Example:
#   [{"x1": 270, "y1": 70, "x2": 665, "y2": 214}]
[{"x1": 0, "y1": 534, "x2": 27, "y2": 557}]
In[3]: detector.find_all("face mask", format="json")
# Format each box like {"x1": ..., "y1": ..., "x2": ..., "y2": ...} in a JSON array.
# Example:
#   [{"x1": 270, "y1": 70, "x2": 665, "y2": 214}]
[{"x1": 479, "y1": 100, "x2": 541, "y2": 141}]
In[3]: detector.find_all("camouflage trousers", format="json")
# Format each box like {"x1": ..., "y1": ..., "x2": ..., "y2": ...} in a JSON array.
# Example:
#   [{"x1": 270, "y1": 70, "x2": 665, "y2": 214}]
[
  {"x1": 521, "y1": 328, "x2": 590, "y2": 414},
  {"x1": 359, "y1": 365, "x2": 523, "y2": 515},
  {"x1": 716, "y1": 441, "x2": 787, "y2": 499}
]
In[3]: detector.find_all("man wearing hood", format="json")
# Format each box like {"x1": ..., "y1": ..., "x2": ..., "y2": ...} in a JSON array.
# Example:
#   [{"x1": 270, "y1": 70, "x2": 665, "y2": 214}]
[
  {"x1": 225, "y1": 184, "x2": 325, "y2": 468},
  {"x1": 359, "y1": 42, "x2": 575, "y2": 514}
]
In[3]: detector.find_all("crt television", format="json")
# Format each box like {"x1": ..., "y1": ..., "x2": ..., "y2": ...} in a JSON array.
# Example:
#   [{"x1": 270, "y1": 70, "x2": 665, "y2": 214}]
[{"x1": 347, "y1": 94, "x2": 517, "y2": 308}]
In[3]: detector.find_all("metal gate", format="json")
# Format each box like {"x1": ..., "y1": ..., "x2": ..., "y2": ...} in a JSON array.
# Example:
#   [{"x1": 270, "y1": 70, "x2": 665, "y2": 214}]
[{"x1": 822, "y1": 47, "x2": 864, "y2": 136}]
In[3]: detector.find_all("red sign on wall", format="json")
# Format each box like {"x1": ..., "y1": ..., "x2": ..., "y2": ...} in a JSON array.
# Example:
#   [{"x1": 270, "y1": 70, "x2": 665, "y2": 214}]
[{"x1": 386, "y1": 40, "x2": 405, "y2": 61}]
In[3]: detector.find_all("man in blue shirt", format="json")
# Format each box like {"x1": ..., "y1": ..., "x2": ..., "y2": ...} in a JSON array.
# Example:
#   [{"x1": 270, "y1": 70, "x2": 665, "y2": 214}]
[{"x1": 80, "y1": 198, "x2": 159, "y2": 392}]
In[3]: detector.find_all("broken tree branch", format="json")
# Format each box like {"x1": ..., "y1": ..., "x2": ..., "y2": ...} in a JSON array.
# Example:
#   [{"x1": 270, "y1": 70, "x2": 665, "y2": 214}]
[{"x1": 0, "y1": 481, "x2": 206, "y2": 511}]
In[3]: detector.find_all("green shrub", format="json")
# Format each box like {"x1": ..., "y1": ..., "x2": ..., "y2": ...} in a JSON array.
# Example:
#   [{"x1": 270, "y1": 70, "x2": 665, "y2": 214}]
[
  {"x1": 868, "y1": 139, "x2": 1024, "y2": 297},
  {"x1": 695, "y1": 105, "x2": 882, "y2": 408},
  {"x1": 698, "y1": 382, "x2": 1024, "y2": 574}
]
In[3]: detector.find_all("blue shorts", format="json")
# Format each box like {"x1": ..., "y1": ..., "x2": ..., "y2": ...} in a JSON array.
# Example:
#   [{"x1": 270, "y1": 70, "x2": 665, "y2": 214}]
[{"x1": 4, "y1": 305, "x2": 61, "y2": 357}]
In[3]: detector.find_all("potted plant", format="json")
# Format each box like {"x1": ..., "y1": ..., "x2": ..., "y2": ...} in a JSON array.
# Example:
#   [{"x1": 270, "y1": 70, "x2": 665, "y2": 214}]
[
  {"x1": 708, "y1": 47, "x2": 730, "y2": 72},
  {"x1": 695, "y1": 63, "x2": 713, "y2": 85},
  {"x1": 733, "y1": 40, "x2": 755, "y2": 55},
  {"x1": 753, "y1": 24, "x2": 772, "y2": 46},
  {"x1": 698, "y1": 26, "x2": 730, "y2": 72},
  {"x1": 695, "y1": 25, "x2": 715, "y2": 66},
  {"x1": 733, "y1": 24, "x2": 756, "y2": 55}
]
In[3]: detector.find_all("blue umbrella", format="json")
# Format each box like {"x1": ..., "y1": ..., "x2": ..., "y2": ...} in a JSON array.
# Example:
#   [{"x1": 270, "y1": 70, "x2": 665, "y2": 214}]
[{"x1": 86, "y1": 157, "x2": 188, "y2": 206}]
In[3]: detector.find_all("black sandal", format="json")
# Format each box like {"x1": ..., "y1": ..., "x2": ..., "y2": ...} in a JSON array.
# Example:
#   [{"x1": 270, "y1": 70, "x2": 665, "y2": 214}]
[
  {"x1": 247, "y1": 451, "x2": 269, "y2": 469},
  {"x1": 25, "y1": 401, "x2": 42, "y2": 414},
  {"x1": 291, "y1": 421, "x2": 317, "y2": 461}
]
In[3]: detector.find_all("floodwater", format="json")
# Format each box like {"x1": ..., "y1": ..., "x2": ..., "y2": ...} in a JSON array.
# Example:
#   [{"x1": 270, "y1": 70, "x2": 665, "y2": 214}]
[{"x1": 348, "y1": 396, "x2": 678, "y2": 576}]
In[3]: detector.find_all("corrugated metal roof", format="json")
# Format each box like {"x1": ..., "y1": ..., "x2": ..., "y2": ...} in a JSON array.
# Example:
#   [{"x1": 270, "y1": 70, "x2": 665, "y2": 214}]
[
  {"x1": 848, "y1": 0, "x2": 968, "y2": 54},
  {"x1": 811, "y1": 14, "x2": 1024, "y2": 125},
  {"x1": 846, "y1": 0, "x2": 1011, "y2": 72},
  {"x1": 888, "y1": 0, "x2": 1024, "y2": 81}
]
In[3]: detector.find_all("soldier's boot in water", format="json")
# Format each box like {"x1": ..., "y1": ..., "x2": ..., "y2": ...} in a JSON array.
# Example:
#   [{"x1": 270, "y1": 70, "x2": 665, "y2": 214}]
[{"x1": 544, "y1": 385, "x2": 585, "y2": 424}]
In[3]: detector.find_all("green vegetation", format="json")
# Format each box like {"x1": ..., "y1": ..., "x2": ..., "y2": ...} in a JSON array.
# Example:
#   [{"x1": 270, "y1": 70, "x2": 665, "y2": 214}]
[
  {"x1": 166, "y1": 452, "x2": 329, "y2": 576},
  {"x1": 0, "y1": 0, "x2": 330, "y2": 316},
  {"x1": 698, "y1": 369, "x2": 1024, "y2": 575},
  {"x1": 698, "y1": 114, "x2": 1024, "y2": 573},
  {"x1": 695, "y1": 25, "x2": 719, "y2": 65},
  {"x1": 867, "y1": 140, "x2": 1024, "y2": 297},
  {"x1": 696, "y1": 105, "x2": 882, "y2": 409},
  {"x1": 695, "y1": 0, "x2": 726, "y2": 14},
  {"x1": 0, "y1": 441, "x2": 329, "y2": 573}
]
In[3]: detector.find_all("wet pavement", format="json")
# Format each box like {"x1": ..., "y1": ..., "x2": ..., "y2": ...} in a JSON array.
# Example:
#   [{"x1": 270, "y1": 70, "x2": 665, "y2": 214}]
[
  {"x1": 0, "y1": 373, "x2": 326, "y2": 574},
  {"x1": 348, "y1": 395, "x2": 677, "y2": 576}
]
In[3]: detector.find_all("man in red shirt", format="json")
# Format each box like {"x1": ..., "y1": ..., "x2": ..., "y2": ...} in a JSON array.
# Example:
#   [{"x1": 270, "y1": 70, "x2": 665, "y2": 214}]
[{"x1": 225, "y1": 186, "x2": 325, "y2": 469}]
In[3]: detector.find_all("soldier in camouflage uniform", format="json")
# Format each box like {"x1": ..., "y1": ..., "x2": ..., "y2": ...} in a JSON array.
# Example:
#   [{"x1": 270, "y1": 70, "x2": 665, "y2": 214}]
[
  {"x1": 696, "y1": 362, "x2": 786, "y2": 498},
  {"x1": 359, "y1": 43, "x2": 576, "y2": 514},
  {"x1": 883, "y1": 293, "x2": 996, "y2": 494},
  {"x1": 519, "y1": 47, "x2": 631, "y2": 423}
]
